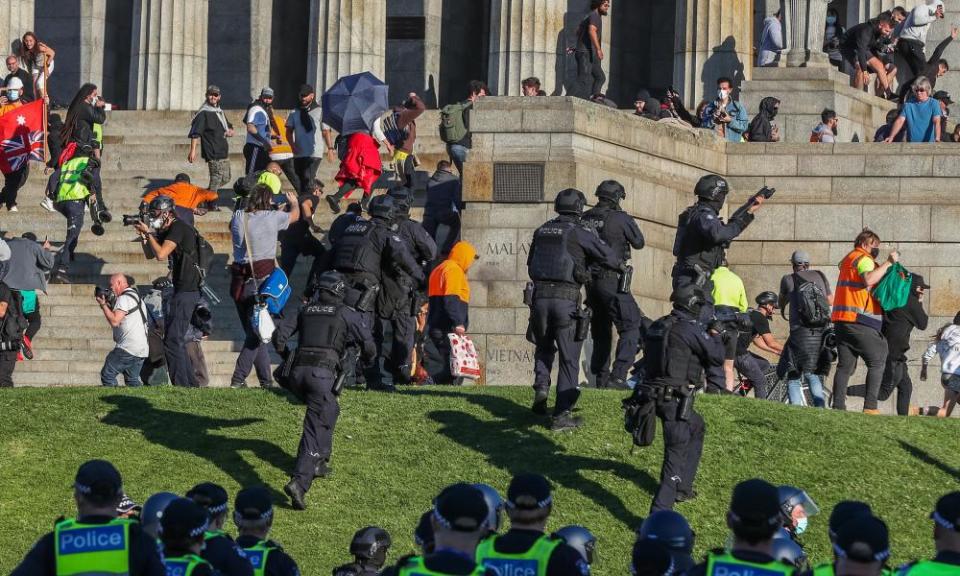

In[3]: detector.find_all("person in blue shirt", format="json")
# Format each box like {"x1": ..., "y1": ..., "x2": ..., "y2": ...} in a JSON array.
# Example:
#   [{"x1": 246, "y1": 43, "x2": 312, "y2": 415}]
[
  {"x1": 885, "y1": 76, "x2": 942, "y2": 142},
  {"x1": 700, "y1": 77, "x2": 749, "y2": 142}
]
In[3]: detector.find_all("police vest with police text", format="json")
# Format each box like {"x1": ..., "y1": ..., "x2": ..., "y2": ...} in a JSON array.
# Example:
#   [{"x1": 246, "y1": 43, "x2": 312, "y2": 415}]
[
  {"x1": 814, "y1": 563, "x2": 895, "y2": 576},
  {"x1": 297, "y1": 302, "x2": 347, "y2": 366},
  {"x1": 56, "y1": 157, "x2": 93, "y2": 202},
  {"x1": 582, "y1": 205, "x2": 630, "y2": 265},
  {"x1": 397, "y1": 555, "x2": 488, "y2": 576},
  {"x1": 332, "y1": 220, "x2": 385, "y2": 280},
  {"x1": 475, "y1": 534, "x2": 562, "y2": 576},
  {"x1": 706, "y1": 551, "x2": 796, "y2": 576},
  {"x1": 164, "y1": 553, "x2": 212, "y2": 576},
  {"x1": 242, "y1": 540, "x2": 278, "y2": 576},
  {"x1": 898, "y1": 560, "x2": 960, "y2": 576},
  {"x1": 54, "y1": 517, "x2": 133, "y2": 576},
  {"x1": 528, "y1": 219, "x2": 579, "y2": 285}
]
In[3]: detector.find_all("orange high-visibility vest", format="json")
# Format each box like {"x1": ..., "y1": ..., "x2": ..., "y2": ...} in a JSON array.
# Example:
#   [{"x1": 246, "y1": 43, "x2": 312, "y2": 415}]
[{"x1": 831, "y1": 247, "x2": 883, "y2": 330}]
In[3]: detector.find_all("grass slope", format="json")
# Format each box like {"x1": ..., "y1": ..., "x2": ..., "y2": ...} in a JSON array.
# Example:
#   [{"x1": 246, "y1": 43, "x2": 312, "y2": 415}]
[{"x1": 0, "y1": 386, "x2": 957, "y2": 574}]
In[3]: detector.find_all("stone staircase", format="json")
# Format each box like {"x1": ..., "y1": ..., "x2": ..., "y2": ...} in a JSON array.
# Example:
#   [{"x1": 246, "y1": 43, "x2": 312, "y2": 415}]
[{"x1": 2, "y1": 110, "x2": 445, "y2": 387}]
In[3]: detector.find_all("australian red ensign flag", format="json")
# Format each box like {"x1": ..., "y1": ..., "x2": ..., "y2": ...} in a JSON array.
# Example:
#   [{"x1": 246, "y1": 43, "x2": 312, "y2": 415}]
[{"x1": 0, "y1": 100, "x2": 44, "y2": 174}]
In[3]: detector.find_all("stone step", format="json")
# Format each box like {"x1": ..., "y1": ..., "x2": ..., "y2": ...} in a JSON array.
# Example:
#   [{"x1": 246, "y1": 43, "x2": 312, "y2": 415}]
[
  {"x1": 12, "y1": 371, "x2": 272, "y2": 387},
  {"x1": 33, "y1": 337, "x2": 249, "y2": 352}
]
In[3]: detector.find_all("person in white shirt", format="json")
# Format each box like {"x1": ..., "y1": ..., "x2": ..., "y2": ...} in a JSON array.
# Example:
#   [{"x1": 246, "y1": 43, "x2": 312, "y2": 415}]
[
  {"x1": 898, "y1": 0, "x2": 946, "y2": 77},
  {"x1": 286, "y1": 83, "x2": 334, "y2": 195},
  {"x1": 97, "y1": 273, "x2": 149, "y2": 387},
  {"x1": 921, "y1": 314, "x2": 960, "y2": 417}
]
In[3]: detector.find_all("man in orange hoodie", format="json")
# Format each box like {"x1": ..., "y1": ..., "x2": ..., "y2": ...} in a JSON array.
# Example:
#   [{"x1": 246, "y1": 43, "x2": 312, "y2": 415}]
[
  {"x1": 141, "y1": 173, "x2": 219, "y2": 226},
  {"x1": 425, "y1": 241, "x2": 477, "y2": 384}
]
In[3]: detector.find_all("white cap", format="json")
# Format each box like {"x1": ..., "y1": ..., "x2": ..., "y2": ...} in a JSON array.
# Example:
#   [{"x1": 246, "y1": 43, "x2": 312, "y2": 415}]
[{"x1": 5, "y1": 76, "x2": 23, "y2": 90}]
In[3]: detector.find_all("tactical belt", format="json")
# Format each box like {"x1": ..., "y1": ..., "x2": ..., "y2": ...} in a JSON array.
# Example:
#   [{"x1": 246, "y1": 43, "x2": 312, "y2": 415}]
[
  {"x1": 294, "y1": 347, "x2": 339, "y2": 369},
  {"x1": 592, "y1": 268, "x2": 621, "y2": 279},
  {"x1": 533, "y1": 282, "x2": 580, "y2": 302}
]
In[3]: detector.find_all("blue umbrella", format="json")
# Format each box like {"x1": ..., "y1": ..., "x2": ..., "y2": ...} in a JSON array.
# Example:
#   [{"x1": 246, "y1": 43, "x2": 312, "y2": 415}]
[{"x1": 321, "y1": 72, "x2": 390, "y2": 135}]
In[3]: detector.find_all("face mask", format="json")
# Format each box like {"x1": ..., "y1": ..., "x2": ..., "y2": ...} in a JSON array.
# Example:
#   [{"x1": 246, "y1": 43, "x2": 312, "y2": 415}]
[
  {"x1": 149, "y1": 216, "x2": 165, "y2": 231},
  {"x1": 826, "y1": 15, "x2": 837, "y2": 24},
  {"x1": 90, "y1": 96, "x2": 98, "y2": 105},
  {"x1": 870, "y1": 247, "x2": 880, "y2": 259},
  {"x1": 718, "y1": 89, "x2": 729, "y2": 100},
  {"x1": 6, "y1": 90, "x2": 18, "y2": 101},
  {"x1": 795, "y1": 516, "x2": 808, "y2": 535}
]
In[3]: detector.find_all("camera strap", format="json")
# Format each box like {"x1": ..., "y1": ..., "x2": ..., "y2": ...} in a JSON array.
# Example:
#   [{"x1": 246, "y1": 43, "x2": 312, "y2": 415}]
[{"x1": 120, "y1": 288, "x2": 148, "y2": 334}]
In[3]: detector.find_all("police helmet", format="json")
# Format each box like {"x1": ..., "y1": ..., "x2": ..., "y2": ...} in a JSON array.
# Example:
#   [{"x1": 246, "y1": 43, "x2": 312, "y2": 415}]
[
  {"x1": 595, "y1": 180, "x2": 626, "y2": 202},
  {"x1": 778, "y1": 485, "x2": 820, "y2": 524},
  {"x1": 148, "y1": 195, "x2": 175, "y2": 216},
  {"x1": 387, "y1": 186, "x2": 413, "y2": 216},
  {"x1": 553, "y1": 525, "x2": 597, "y2": 565},
  {"x1": 755, "y1": 291, "x2": 779, "y2": 308},
  {"x1": 694, "y1": 174, "x2": 729, "y2": 201},
  {"x1": 637, "y1": 510, "x2": 695, "y2": 554},
  {"x1": 770, "y1": 535, "x2": 809, "y2": 569},
  {"x1": 554, "y1": 188, "x2": 586, "y2": 216},
  {"x1": 368, "y1": 194, "x2": 395, "y2": 219},
  {"x1": 349, "y1": 526, "x2": 392, "y2": 564},
  {"x1": 473, "y1": 483, "x2": 504, "y2": 533},
  {"x1": 670, "y1": 284, "x2": 706, "y2": 316},
  {"x1": 315, "y1": 270, "x2": 347, "y2": 301},
  {"x1": 140, "y1": 491, "x2": 179, "y2": 540}
]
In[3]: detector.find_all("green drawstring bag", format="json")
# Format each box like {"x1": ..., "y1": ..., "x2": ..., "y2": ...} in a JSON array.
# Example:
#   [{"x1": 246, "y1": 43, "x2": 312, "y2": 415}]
[{"x1": 873, "y1": 262, "x2": 912, "y2": 311}]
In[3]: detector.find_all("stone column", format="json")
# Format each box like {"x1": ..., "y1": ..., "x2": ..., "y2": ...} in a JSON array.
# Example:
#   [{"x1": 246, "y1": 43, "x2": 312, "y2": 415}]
[
  {"x1": 78, "y1": 0, "x2": 106, "y2": 93},
  {"x1": 0, "y1": 0, "x2": 33, "y2": 54},
  {"x1": 782, "y1": 0, "x2": 829, "y2": 67},
  {"x1": 129, "y1": 0, "x2": 209, "y2": 110},
  {"x1": 487, "y1": 0, "x2": 565, "y2": 96},
  {"x1": 249, "y1": 0, "x2": 272, "y2": 94},
  {"x1": 674, "y1": 0, "x2": 753, "y2": 108},
  {"x1": 307, "y1": 0, "x2": 387, "y2": 98}
]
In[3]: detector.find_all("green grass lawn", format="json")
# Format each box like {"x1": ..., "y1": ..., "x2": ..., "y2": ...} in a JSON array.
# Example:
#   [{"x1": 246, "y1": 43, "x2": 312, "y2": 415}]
[{"x1": 0, "y1": 386, "x2": 956, "y2": 574}]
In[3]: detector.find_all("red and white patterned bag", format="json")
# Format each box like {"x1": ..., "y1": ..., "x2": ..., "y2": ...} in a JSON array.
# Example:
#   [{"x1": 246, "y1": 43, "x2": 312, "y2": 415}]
[{"x1": 447, "y1": 333, "x2": 481, "y2": 380}]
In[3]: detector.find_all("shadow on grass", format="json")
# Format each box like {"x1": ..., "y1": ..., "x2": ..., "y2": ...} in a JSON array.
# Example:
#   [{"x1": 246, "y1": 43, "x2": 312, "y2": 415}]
[
  {"x1": 898, "y1": 439, "x2": 960, "y2": 481},
  {"x1": 100, "y1": 395, "x2": 294, "y2": 499},
  {"x1": 412, "y1": 388, "x2": 654, "y2": 529}
]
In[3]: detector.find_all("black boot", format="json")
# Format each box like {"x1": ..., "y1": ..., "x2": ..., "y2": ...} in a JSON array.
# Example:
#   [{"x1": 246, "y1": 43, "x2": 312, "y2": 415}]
[
  {"x1": 532, "y1": 389, "x2": 549, "y2": 415},
  {"x1": 550, "y1": 410, "x2": 583, "y2": 432},
  {"x1": 284, "y1": 480, "x2": 307, "y2": 510}
]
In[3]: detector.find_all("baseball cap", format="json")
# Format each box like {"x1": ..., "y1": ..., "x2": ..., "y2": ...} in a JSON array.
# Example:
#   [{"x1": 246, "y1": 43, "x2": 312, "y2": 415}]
[
  {"x1": 829, "y1": 501, "x2": 872, "y2": 538},
  {"x1": 234, "y1": 486, "x2": 274, "y2": 521},
  {"x1": 932, "y1": 492, "x2": 960, "y2": 531},
  {"x1": 834, "y1": 515, "x2": 890, "y2": 563},
  {"x1": 433, "y1": 483, "x2": 489, "y2": 532},
  {"x1": 74, "y1": 460, "x2": 123, "y2": 500},
  {"x1": 933, "y1": 90, "x2": 954, "y2": 105},
  {"x1": 6, "y1": 76, "x2": 23, "y2": 90},
  {"x1": 299, "y1": 83, "x2": 315, "y2": 97},
  {"x1": 206, "y1": 84, "x2": 221, "y2": 95},
  {"x1": 260, "y1": 87, "x2": 275, "y2": 99},
  {"x1": 186, "y1": 482, "x2": 229, "y2": 515},
  {"x1": 729, "y1": 479, "x2": 781, "y2": 527},
  {"x1": 790, "y1": 250, "x2": 811, "y2": 265},
  {"x1": 913, "y1": 274, "x2": 931, "y2": 290},
  {"x1": 631, "y1": 539, "x2": 675, "y2": 576},
  {"x1": 160, "y1": 497, "x2": 210, "y2": 541},
  {"x1": 506, "y1": 473, "x2": 553, "y2": 510}
]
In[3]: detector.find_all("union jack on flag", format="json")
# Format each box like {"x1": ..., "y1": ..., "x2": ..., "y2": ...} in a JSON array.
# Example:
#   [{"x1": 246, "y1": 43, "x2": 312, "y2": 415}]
[{"x1": 1, "y1": 129, "x2": 43, "y2": 171}]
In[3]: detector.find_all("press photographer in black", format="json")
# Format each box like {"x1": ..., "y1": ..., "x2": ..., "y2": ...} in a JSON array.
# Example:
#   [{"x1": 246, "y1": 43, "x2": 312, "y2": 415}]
[{"x1": 134, "y1": 196, "x2": 203, "y2": 387}]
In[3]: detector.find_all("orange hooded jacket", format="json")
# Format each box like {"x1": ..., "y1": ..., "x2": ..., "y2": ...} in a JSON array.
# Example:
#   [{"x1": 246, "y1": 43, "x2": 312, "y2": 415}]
[
  {"x1": 142, "y1": 181, "x2": 219, "y2": 210},
  {"x1": 427, "y1": 241, "x2": 477, "y2": 332}
]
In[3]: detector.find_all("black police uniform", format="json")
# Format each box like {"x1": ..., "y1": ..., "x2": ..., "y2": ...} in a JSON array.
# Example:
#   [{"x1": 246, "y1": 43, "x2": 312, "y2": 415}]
[
  {"x1": 204, "y1": 531, "x2": 255, "y2": 576},
  {"x1": 328, "y1": 210, "x2": 365, "y2": 246},
  {"x1": 482, "y1": 529, "x2": 590, "y2": 576},
  {"x1": 527, "y1": 213, "x2": 620, "y2": 417},
  {"x1": 373, "y1": 212, "x2": 436, "y2": 388},
  {"x1": 332, "y1": 562, "x2": 380, "y2": 576},
  {"x1": 671, "y1": 201, "x2": 754, "y2": 291},
  {"x1": 235, "y1": 535, "x2": 301, "y2": 576},
  {"x1": 274, "y1": 296, "x2": 376, "y2": 495},
  {"x1": 582, "y1": 199, "x2": 645, "y2": 388},
  {"x1": 643, "y1": 308, "x2": 725, "y2": 512},
  {"x1": 11, "y1": 515, "x2": 166, "y2": 576}
]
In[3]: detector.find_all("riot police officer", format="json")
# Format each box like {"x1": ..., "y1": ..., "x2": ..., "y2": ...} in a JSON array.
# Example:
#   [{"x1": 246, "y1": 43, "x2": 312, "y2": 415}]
[
  {"x1": 527, "y1": 188, "x2": 621, "y2": 431},
  {"x1": 332, "y1": 526, "x2": 393, "y2": 576},
  {"x1": 778, "y1": 486, "x2": 819, "y2": 544},
  {"x1": 582, "y1": 180, "x2": 646, "y2": 389},
  {"x1": 671, "y1": 175, "x2": 764, "y2": 291},
  {"x1": 637, "y1": 510, "x2": 696, "y2": 573},
  {"x1": 273, "y1": 270, "x2": 377, "y2": 510},
  {"x1": 642, "y1": 284, "x2": 726, "y2": 512},
  {"x1": 551, "y1": 526, "x2": 596, "y2": 569}
]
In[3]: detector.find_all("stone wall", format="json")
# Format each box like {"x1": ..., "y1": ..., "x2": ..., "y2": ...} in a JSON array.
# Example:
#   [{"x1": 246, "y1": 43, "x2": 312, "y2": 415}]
[{"x1": 461, "y1": 96, "x2": 960, "y2": 412}]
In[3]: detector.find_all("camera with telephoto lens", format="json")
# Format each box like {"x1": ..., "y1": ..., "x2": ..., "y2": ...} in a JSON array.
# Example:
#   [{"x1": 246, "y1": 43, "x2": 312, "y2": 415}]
[
  {"x1": 122, "y1": 205, "x2": 148, "y2": 227},
  {"x1": 94, "y1": 285, "x2": 116, "y2": 308}
]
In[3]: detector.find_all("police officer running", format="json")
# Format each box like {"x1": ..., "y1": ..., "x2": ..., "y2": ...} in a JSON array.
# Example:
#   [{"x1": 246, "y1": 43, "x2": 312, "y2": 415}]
[
  {"x1": 274, "y1": 270, "x2": 376, "y2": 510},
  {"x1": 475, "y1": 473, "x2": 589, "y2": 576},
  {"x1": 12, "y1": 459, "x2": 165, "y2": 575},
  {"x1": 898, "y1": 492, "x2": 960, "y2": 575},
  {"x1": 159, "y1": 498, "x2": 219, "y2": 576},
  {"x1": 804, "y1": 514, "x2": 890, "y2": 576},
  {"x1": 527, "y1": 188, "x2": 621, "y2": 431},
  {"x1": 671, "y1": 175, "x2": 764, "y2": 292},
  {"x1": 234, "y1": 486, "x2": 302, "y2": 576},
  {"x1": 186, "y1": 481, "x2": 254, "y2": 576},
  {"x1": 686, "y1": 479, "x2": 800, "y2": 576},
  {"x1": 637, "y1": 510, "x2": 696, "y2": 573},
  {"x1": 582, "y1": 180, "x2": 646, "y2": 389},
  {"x1": 642, "y1": 284, "x2": 726, "y2": 512},
  {"x1": 380, "y1": 483, "x2": 497, "y2": 576},
  {"x1": 332, "y1": 526, "x2": 393, "y2": 576}
]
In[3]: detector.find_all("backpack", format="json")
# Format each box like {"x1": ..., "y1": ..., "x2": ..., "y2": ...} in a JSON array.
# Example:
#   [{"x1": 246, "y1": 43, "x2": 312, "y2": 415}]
[
  {"x1": 622, "y1": 386, "x2": 657, "y2": 448},
  {"x1": 792, "y1": 272, "x2": 831, "y2": 327},
  {"x1": 439, "y1": 102, "x2": 470, "y2": 144},
  {"x1": 194, "y1": 229, "x2": 215, "y2": 285},
  {"x1": 873, "y1": 262, "x2": 912, "y2": 312},
  {"x1": 0, "y1": 287, "x2": 28, "y2": 346}
]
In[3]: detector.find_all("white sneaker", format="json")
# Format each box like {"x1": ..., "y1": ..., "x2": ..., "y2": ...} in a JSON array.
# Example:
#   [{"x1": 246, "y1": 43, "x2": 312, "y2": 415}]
[
  {"x1": 8, "y1": 205, "x2": 17, "y2": 212},
  {"x1": 40, "y1": 197, "x2": 54, "y2": 212}
]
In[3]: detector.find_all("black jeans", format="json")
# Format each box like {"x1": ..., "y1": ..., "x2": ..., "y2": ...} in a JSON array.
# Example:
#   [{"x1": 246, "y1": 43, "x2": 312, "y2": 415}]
[
  {"x1": 832, "y1": 322, "x2": 888, "y2": 410},
  {"x1": 231, "y1": 297, "x2": 272, "y2": 386},
  {"x1": 575, "y1": 49, "x2": 606, "y2": 98},
  {"x1": 164, "y1": 290, "x2": 200, "y2": 387},
  {"x1": 736, "y1": 351, "x2": 771, "y2": 399},
  {"x1": 24, "y1": 309, "x2": 41, "y2": 341},
  {"x1": 851, "y1": 355, "x2": 913, "y2": 415},
  {"x1": 422, "y1": 211, "x2": 461, "y2": 258},
  {"x1": 0, "y1": 352, "x2": 15, "y2": 387},
  {"x1": 276, "y1": 158, "x2": 300, "y2": 194},
  {"x1": 896, "y1": 38, "x2": 926, "y2": 78},
  {"x1": 293, "y1": 157, "x2": 322, "y2": 194},
  {"x1": 55, "y1": 199, "x2": 86, "y2": 274},
  {"x1": 243, "y1": 143, "x2": 270, "y2": 175},
  {"x1": 0, "y1": 164, "x2": 29, "y2": 208}
]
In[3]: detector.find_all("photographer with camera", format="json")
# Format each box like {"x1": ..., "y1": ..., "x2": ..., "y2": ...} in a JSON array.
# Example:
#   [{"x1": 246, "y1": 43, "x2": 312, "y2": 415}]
[
  {"x1": 96, "y1": 274, "x2": 149, "y2": 387},
  {"x1": 133, "y1": 196, "x2": 204, "y2": 387},
  {"x1": 51, "y1": 144, "x2": 110, "y2": 284},
  {"x1": 700, "y1": 78, "x2": 748, "y2": 142},
  {"x1": 141, "y1": 174, "x2": 219, "y2": 227}
]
